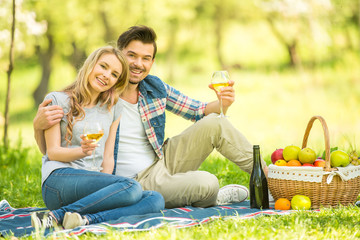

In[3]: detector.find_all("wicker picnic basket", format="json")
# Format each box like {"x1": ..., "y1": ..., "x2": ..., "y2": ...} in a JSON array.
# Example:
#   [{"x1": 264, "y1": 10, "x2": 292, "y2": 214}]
[{"x1": 268, "y1": 116, "x2": 360, "y2": 209}]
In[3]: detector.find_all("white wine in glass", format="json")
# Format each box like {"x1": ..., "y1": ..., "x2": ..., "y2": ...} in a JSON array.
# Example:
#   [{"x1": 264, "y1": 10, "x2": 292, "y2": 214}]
[
  {"x1": 84, "y1": 122, "x2": 104, "y2": 171},
  {"x1": 211, "y1": 71, "x2": 230, "y2": 118}
]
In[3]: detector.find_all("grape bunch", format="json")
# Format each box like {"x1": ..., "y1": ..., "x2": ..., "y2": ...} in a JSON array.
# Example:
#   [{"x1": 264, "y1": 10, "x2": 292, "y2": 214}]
[{"x1": 349, "y1": 150, "x2": 360, "y2": 166}]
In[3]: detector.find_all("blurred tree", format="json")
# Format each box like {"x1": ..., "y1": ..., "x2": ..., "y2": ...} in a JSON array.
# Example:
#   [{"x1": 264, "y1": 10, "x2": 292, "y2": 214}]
[
  {"x1": 159, "y1": 0, "x2": 193, "y2": 83},
  {"x1": 29, "y1": 0, "x2": 116, "y2": 105},
  {"x1": 331, "y1": 0, "x2": 360, "y2": 51},
  {"x1": 194, "y1": 0, "x2": 232, "y2": 70},
  {"x1": 164, "y1": 17, "x2": 179, "y2": 83},
  {"x1": 213, "y1": 0, "x2": 226, "y2": 69},
  {"x1": 0, "y1": 0, "x2": 46, "y2": 68},
  {"x1": 191, "y1": 0, "x2": 260, "y2": 70},
  {"x1": 29, "y1": 0, "x2": 152, "y2": 105},
  {"x1": 0, "y1": 0, "x2": 47, "y2": 146},
  {"x1": 32, "y1": 23, "x2": 54, "y2": 106},
  {"x1": 256, "y1": 0, "x2": 333, "y2": 68},
  {"x1": 3, "y1": 0, "x2": 16, "y2": 149}
]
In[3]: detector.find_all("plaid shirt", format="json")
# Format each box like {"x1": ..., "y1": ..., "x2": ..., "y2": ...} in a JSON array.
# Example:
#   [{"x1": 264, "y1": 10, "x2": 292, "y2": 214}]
[{"x1": 137, "y1": 74, "x2": 207, "y2": 159}]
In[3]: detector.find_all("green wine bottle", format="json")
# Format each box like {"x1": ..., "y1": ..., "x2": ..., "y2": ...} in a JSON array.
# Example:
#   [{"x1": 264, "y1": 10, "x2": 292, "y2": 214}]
[{"x1": 250, "y1": 145, "x2": 269, "y2": 209}]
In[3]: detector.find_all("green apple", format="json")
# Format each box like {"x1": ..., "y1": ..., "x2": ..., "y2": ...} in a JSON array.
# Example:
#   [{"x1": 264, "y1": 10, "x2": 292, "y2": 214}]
[
  {"x1": 283, "y1": 145, "x2": 301, "y2": 161},
  {"x1": 298, "y1": 147, "x2": 317, "y2": 164},
  {"x1": 330, "y1": 150, "x2": 350, "y2": 167}
]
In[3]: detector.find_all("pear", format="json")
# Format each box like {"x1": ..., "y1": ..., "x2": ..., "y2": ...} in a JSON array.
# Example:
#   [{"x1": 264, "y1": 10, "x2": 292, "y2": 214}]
[{"x1": 330, "y1": 150, "x2": 350, "y2": 167}]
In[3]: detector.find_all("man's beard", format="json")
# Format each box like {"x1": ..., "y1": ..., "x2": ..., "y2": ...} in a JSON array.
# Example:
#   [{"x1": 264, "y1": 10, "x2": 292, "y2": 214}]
[
  {"x1": 129, "y1": 79, "x2": 141, "y2": 84},
  {"x1": 129, "y1": 66, "x2": 145, "y2": 85}
]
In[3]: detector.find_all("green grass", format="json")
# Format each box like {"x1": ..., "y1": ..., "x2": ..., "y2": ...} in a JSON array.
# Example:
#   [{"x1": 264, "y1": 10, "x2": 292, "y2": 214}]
[
  {"x1": 1, "y1": 142, "x2": 360, "y2": 239},
  {"x1": 85, "y1": 207, "x2": 360, "y2": 239},
  {"x1": 0, "y1": 140, "x2": 43, "y2": 208}
]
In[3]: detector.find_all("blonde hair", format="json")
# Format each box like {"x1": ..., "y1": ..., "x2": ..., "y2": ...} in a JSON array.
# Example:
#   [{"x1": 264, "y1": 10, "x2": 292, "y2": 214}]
[{"x1": 63, "y1": 46, "x2": 129, "y2": 145}]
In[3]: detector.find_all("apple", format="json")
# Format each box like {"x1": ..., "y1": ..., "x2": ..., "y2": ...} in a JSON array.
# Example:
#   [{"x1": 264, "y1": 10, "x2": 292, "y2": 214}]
[
  {"x1": 314, "y1": 159, "x2": 325, "y2": 167},
  {"x1": 330, "y1": 150, "x2": 350, "y2": 167},
  {"x1": 271, "y1": 149, "x2": 284, "y2": 164},
  {"x1": 283, "y1": 145, "x2": 301, "y2": 161},
  {"x1": 302, "y1": 163, "x2": 314, "y2": 167},
  {"x1": 298, "y1": 147, "x2": 316, "y2": 164}
]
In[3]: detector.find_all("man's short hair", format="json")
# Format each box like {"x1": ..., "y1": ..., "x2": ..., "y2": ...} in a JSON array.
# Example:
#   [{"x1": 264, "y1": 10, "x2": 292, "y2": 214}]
[{"x1": 117, "y1": 25, "x2": 157, "y2": 59}]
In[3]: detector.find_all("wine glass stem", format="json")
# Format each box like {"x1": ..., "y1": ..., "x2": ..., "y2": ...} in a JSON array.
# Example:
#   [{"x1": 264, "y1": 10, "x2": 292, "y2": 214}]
[
  {"x1": 92, "y1": 148, "x2": 96, "y2": 168},
  {"x1": 219, "y1": 96, "x2": 224, "y2": 117}
]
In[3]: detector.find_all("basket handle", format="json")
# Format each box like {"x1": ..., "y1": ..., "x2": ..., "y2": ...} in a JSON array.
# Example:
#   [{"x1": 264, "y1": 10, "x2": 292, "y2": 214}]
[{"x1": 301, "y1": 116, "x2": 331, "y2": 171}]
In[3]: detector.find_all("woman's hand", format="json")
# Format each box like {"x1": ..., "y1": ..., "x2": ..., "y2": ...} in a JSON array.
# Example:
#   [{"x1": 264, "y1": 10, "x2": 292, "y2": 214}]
[{"x1": 80, "y1": 134, "x2": 97, "y2": 156}]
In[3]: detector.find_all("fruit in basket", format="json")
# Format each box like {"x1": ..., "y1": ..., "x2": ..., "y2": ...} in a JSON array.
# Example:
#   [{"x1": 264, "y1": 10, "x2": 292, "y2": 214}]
[
  {"x1": 291, "y1": 195, "x2": 311, "y2": 210},
  {"x1": 275, "y1": 159, "x2": 287, "y2": 166},
  {"x1": 302, "y1": 163, "x2": 314, "y2": 167},
  {"x1": 349, "y1": 150, "x2": 360, "y2": 166},
  {"x1": 283, "y1": 145, "x2": 301, "y2": 161},
  {"x1": 314, "y1": 159, "x2": 326, "y2": 167},
  {"x1": 298, "y1": 147, "x2": 316, "y2": 164},
  {"x1": 321, "y1": 147, "x2": 338, "y2": 160},
  {"x1": 330, "y1": 150, "x2": 350, "y2": 167},
  {"x1": 286, "y1": 159, "x2": 302, "y2": 166},
  {"x1": 271, "y1": 149, "x2": 284, "y2": 164},
  {"x1": 274, "y1": 198, "x2": 291, "y2": 210}
]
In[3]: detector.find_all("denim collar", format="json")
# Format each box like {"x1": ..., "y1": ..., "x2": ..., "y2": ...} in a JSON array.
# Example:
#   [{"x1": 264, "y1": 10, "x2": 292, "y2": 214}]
[{"x1": 138, "y1": 75, "x2": 167, "y2": 99}]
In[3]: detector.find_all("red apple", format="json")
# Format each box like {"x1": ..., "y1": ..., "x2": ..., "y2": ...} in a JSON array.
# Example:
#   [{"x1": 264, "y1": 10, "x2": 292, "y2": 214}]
[
  {"x1": 271, "y1": 148, "x2": 284, "y2": 164},
  {"x1": 302, "y1": 163, "x2": 314, "y2": 167},
  {"x1": 314, "y1": 159, "x2": 326, "y2": 167}
]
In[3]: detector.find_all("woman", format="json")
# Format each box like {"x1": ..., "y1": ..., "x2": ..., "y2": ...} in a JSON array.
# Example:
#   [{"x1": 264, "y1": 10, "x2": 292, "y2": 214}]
[{"x1": 31, "y1": 46, "x2": 164, "y2": 230}]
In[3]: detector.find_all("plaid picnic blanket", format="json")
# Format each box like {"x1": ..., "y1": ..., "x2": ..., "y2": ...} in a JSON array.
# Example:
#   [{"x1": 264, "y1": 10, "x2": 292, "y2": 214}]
[{"x1": 0, "y1": 199, "x2": 291, "y2": 238}]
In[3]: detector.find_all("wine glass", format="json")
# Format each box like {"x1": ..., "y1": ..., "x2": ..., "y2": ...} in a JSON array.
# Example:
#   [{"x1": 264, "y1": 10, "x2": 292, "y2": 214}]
[
  {"x1": 83, "y1": 121, "x2": 104, "y2": 171},
  {"x1": 211, "y1": 70, "x2": 230, "y2": 118}
]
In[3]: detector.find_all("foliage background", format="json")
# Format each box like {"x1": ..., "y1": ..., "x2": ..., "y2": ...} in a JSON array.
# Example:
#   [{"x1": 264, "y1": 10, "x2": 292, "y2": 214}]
[
  {"x1": 0, "y1": 0, "x2": 359, "y2": 160},
  {"x1": 0, "y1": 2, "x2": 360, "y2": 239}
]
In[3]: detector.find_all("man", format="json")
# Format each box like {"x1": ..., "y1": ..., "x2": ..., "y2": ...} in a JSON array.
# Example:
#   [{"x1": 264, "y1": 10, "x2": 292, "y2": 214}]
[{"x1": 34, "y1": 25, "x2": 267, "y2": 208}]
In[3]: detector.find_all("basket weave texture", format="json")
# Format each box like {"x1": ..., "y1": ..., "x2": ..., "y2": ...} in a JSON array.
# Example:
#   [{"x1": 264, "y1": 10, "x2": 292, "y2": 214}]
[{"x1": 268, "y1": 116, "x2": 360, "y2": 209}]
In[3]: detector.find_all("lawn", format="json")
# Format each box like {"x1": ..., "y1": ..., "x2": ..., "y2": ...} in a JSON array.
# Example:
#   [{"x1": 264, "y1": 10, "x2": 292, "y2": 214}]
[{"x1": 1, "y1": 143, "x2": 360, "y2": 239}]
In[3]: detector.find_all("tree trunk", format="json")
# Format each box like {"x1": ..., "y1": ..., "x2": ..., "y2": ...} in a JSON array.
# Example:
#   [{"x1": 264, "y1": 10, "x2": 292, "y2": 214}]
[
  {"x1": 69, "y1": 42, "x2": 87, "y2": 70},
  {"x1": 214, "y1": 2, "x2": 226, "y2": 69},
  {"x1": 32, "y1": 29, "x2": 55, "y2": 106},
  {"x1": 287, "y1": 41, "x2": 300, "y2": 68},
  {"x1": 165, "y1": 18, "x2": 178, "y2": 84},
  {"x1": 100, "y1": 10, "x2": 113, "y2": 43},
  {"x1": 266, "y1": 17, "x2": 301, "y2": 68},
  {"x1": 3, "y1": 0, "x2": 16, "y2": 149}
]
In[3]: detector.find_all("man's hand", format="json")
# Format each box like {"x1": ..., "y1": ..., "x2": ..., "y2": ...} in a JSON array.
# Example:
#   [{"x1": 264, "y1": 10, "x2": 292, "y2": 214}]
[
  {"x1": 33, "y1": 99, "x2": 64, "y2": 131},
  {"x1": 208, "y1": 80, "x2": 235, "y2": 111}
]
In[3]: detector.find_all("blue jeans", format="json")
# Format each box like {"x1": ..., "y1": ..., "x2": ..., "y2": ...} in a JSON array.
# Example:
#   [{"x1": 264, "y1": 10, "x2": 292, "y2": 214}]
[{"x1": 42, "y1": 168, "x2": 164, "y2": 224}]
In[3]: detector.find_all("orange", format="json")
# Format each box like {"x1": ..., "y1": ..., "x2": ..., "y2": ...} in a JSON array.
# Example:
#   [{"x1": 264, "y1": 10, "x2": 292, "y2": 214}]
[
  {"x1": 274, "y1": 198, "x2": 291, "y2": 210},
  {"x1": 286, "y1": 159, "x2": 302, "y2": 167}
]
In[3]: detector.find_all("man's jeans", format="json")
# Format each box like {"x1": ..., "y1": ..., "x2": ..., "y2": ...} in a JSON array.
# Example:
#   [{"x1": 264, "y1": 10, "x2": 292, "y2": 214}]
[{"x1": 42, "y1": 168, "x2": 164, "y2": 224}]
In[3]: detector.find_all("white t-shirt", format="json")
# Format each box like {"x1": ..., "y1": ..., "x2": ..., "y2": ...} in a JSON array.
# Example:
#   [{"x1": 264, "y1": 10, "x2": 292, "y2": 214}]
[{"x1": 116, "y1": 98, "x2": 156, "y2": 178}]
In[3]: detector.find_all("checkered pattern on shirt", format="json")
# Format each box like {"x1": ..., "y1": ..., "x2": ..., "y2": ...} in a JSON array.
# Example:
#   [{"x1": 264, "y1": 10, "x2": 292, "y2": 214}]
[{"x1": 138, "y1": 80, "x2": 207, "y2": 159}]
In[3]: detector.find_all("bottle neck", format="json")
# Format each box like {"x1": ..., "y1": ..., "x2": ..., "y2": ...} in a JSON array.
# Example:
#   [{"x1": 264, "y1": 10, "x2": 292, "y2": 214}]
[{"x1": 253, "y1": 146, "x2": 262, "y2": 169}]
